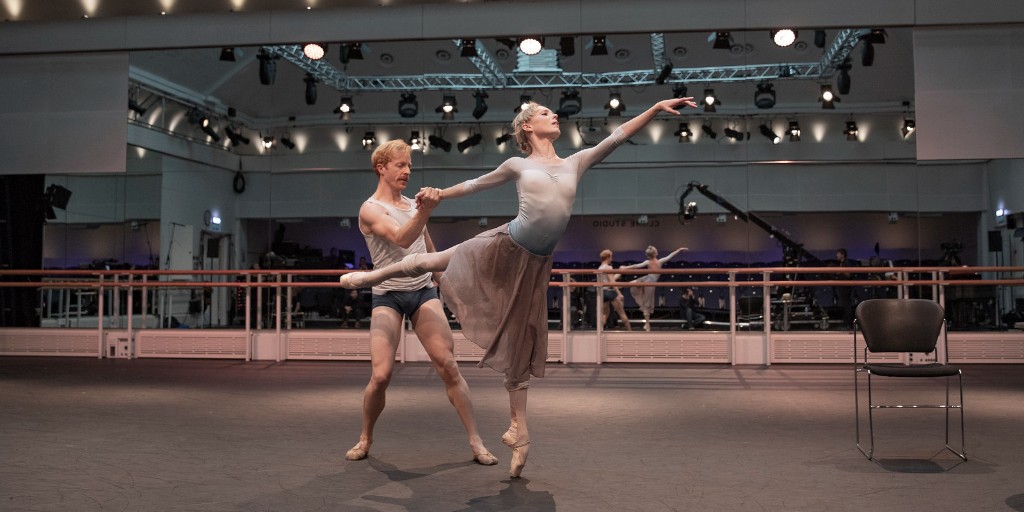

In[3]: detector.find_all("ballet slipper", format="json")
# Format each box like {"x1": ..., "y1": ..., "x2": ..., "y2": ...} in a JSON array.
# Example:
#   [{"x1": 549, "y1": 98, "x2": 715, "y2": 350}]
[
  {"x1": 509, "y1": 438, "x2": 530, "y2": 478},
  {"x1": 501, "y1": 427, "x2": 517, "y2": 448},
  {"x1": 345, "y1": 443, "x2": 369, "y2": 461},
  {"x1": 339, "y1": 273, "x2": 365, "y2": 289},
  {"x1": 473, "y1": 451, "x2": 499, "y2": 466}
]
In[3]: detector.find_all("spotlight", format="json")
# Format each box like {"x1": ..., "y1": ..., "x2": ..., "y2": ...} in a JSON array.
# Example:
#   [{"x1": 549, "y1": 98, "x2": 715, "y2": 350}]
[
  {"x1": 257, "y1": 48, "x2": 277, "y2": 85},
  {"x1": 672, "y1": 85, "x2": 688, "y2": 99},
  {"x1": 515, "y1": 95, "x2": 531, "y2": 113},
  {"x1": 559, "y1": 36, "x2": 575, "y2": 56},
  {"x1": 861, "y1": 41, "x2": 877, "y2": 66},
  {"x1": 845, "y1": 121, "x2": 859, "y2": 141},
  {"x1": 225, "y1": 127, "x2": 250, "y2": 147},
  {"x1": 519, "y1": 36, "x2": 544, "y2": 55},
  {"x1": 863, "y1": 29, "x2": 888, "y2": 44},
  {"x1": 219, "y1": 47, "x2": 236, "y2": 62},
  {"x1": 186, "y1": 108, "x2": 209, "y2": 128},
  {"x1": 788, "y1": 120, "x2": 801, "y2": 142},
  {"x1": 759, "y1": 124, "x2": 780, "y2": 144},
  {"x1": 590, "y1": 35, "x2": 608, "y2": 55},
  {"x1": 771, "y1": 29, "x2": 797, "y2": 47},
  {"x1": 280, "y1": 136, "x2": 296, "y2": 149},
  {"x1": 398, "y1": 93, "x2": 418, "y2": 118},
  {"x1": 557, "y1": 90, "x2": 581, "y2": 118},
  {"x1": 436, "y1": 95, "x2": 458, "y2": 120},
  {"x1": 335, "y1": 97, "x2": 354, "y2": 120},
  {"x1": 304, "y1": 73, "x2": 318, "y2": 105},
  {"x1": 428, "y1": 134, "x2": 452, "y2": 152},
  {"x1": 901, "y1": 117, "x2": 916, "y2": 138},
  {"x1": 710, "y1": 31, "x2": 732, "y2": 50},
  {"x1": 496, "y1": 132, "x2": 513, "y2": 146},
  {"x1": 819, "y1": 84, "x2": 839, "y2": 109},
  {"x1": 338, "y1": 43, "x2": 364, "y2": 64},
  {"x1": 303, "y1": 42, "x2": 327, "y2": 60},
  {"x1": 605, "y1": 92, "x2": 625, "y2": 116},
  {"x1": 460, "y1": 39, "x2": 478, "y2": 57},
  {"x1": 754, "y1": 82, "x2": 776, "y2": 109},
  {"x1": 701, "y1": 120, "x2": 718, "y2": 139},
  {"x1": 472, "y1": 90, "x2": 489, "y2": 120},
  {"x1": 409, "y1": 131, "x2": 422, "y2": 150},
  {"x1": 814, "y1": 30, "x2": 827, "y2": 48},
  {"x1": 655, "y1": 62, "x2": 674, "y2": 85},
  {"x1": 362, "y1": 131, "x2": 376, "y2": 149},
  {"x1": 836, "y1": 61, "x2": 852, "y2": 95},
  {"x1": 703, "y1": 89, "x2": 720, "y2": 113},
  {"x1": 458, "y1": 133, "x2": 482, "y2": 152},
  {"x1": 724, "y1": 127, "x2": 744, "y2": 141},
  {"x1": 128, "y1": 99, "x2": 147, "y2": 116},
  {"x1": 44, "y1": 184, "x2": 73, "y2": 210},
  {"x1": 682, "y1": 201, "x2": 698, "y2": 220},
  {"x1": 262, "y1": 136, "x2": 274, "y2": 149},
  {"x1": 674, "y1": 122, "x2": 692, "y2": 143}
]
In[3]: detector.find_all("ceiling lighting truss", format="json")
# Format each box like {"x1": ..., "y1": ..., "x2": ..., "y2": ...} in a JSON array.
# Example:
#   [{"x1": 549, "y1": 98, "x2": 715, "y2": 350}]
[{"x1": 261, "y1": 28, "x2": 868, "y2": 94}]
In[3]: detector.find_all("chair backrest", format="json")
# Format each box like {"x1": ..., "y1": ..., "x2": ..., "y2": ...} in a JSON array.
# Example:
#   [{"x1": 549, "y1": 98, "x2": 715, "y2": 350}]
[{"x1": 855, "y1": 299, "x2": 945, "y2": 353}]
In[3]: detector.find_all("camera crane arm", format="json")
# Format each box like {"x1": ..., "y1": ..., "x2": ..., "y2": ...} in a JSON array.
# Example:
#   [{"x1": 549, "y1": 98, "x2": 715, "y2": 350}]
[{"x1": 679, "y1": 181, "x2": 822, "y2": 265}]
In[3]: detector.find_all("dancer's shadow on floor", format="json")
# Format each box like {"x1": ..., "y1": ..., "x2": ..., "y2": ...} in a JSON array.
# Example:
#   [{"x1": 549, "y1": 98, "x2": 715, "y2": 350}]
[{"x1": 456, "y1": 478, "x2": 555, "y2": 512}]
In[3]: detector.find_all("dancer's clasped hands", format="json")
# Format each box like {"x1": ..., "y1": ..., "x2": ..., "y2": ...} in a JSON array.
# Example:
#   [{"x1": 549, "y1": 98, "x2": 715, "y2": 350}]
[{"x1": 415, "y1": 186, "x2": 443, "y2": 211}]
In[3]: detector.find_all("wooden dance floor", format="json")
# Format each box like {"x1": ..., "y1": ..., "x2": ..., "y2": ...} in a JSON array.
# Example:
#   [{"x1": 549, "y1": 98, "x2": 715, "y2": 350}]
[{"x1": 2, "y1": 356, "x2": 1023, "y2": 511}]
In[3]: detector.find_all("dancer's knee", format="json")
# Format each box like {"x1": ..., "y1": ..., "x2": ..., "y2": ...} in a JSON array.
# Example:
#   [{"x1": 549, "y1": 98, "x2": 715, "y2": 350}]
[{"x1": 503, "y1": 376, "x2": 530, "y2": 392}]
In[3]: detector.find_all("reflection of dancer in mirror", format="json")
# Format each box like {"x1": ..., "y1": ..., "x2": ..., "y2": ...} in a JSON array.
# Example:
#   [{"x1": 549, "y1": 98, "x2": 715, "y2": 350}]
[
  {"x1": 342, "y1": 96, "x2": 698, "y2": 477},
  {"x1": 622, "y1": 246, "x2": 688, "y2": 331},
  {"x1": 343, "y1": 139, "x2": 497, "y2": 467},
  {"x1": 598, "y1": 249, "x2": 631, "y2": 331}
]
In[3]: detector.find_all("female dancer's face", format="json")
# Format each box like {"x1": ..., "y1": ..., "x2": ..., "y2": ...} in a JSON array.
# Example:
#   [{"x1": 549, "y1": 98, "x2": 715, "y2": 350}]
[{"x1": 525, "y1": 106, "x2": 560, "y2": 139}]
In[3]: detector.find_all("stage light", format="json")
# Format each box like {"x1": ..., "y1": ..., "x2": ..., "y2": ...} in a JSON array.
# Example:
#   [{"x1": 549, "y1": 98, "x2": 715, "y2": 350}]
[
  {"x1": 814, "y1": 30, "x2": 827, "y2": 48},
  {"x1": 338, "y1": 43, "x2": 364, "y2": 64},
  {"x1": 710, "y1": 31, "x2": 732, "y2": 50},
  {"x1": 472, "y1": 90, "x2": 489, "y2": 120},
  {"x1": 559, "y1": 36, "x2": 575, "y2": 56},
  {"x1": 771, "y1": 29, "x2": 797, "y2": 47},
  {"x1": 861, "y1": 42, "x2": 875, "y2": 66},
  {"x1": 655, "y1": 62, "x2": 674, "y2": 85},
  {"x1": 262, "y1": 136, "x2": 275, "y2": 149},
  {"x1": 186, "y1": 108, "x2": 208, "y2": 128},
  {"x1": 304, "y1": 73, "x2": 317, "y2": 105},
  {"x1": 557, "y1": 90, "x2": 581, "y2": 118},
  {"x1": 280, "y1": 136, "x2": 296, "y2": 149},
  {"x1": 759, "y1": 124, "x2": 781, "y2": 144},
  {"x1": 703, "y1": 89, "x2": 720, "y2": 113},
  {"x1": 128, "y1": 99, "x2": 147, "y2": 116},
  {"x1": 724, "y1": 127, "x2": 744, "y2": 141},
  {"x1": 590, "y1": 35, "x2": 608, "y2": 55},
  {"x1": 335, "y1": 97, "x2": 354, "y2": 120},
  {"x1": 436, "y1": 95, "x2": 458, "y2": 120},
  {"x1": 605, "y1": 92, "x2": 625, "y2": 116},
  {"x1": 303, "y1": 42, "x2": 326, "y2": 60},
  {"x1": 819, "y1": 84, "x2": 839, "y2": 109},
  {"x1": 673, "y1": 85, "x2": 688, "y2": 99},
  {"x1": 409, "y1": 131, "x2": 422, "y2": 150},
  {"x1": 674, "y1": 122, "x2": 692, "y2": 143},
  {"x1": 901, "y1": 117, "x2": 916, "y2": 138},
  {"x1": 398, "y1": 93, "x2": 418, "y2": 118},
  {"x1": 362, "y1": 131, "x2": 376, "y2": 149},
  {"x1": 428, "y1": 134, "x2": 452, "y2": 152},
  {"x1": 863, "y1": 29, "x2": 888, "y2": 44},
  {"x1": 460, "y1": 39, "x2": 478, "y2": 57},
  {"x1": 701, "y1": 120, "x2": 718, "y2": 139},
  {"x1": 519, "y1": 36, "x2": 544, "y2": 55},
  {"x1": 257, "y1": 49, "x2": 277, "y2": 85},
  {"x1": 219, "y1": 47, "x2": 236, "y2": 62},
  {"x1": 225, "y1": 126, "x2": 250, "y2": 147},
  {"x1": 682, "y1": 201, "x2": 698, "y2": 220},
  {"x1": 845, "y1": 121, "x2": 859, "y2": 141},
  {"x1": 496, "y1": 132, "x2": 513, "y2": 146},
  {"x1": 788, "y1": 120, "x2": 801, "y2": 142},
  {"x1": 837, "y1": 64, "x2": 851, "y2": 95},
  {"x1": 755, "y1": 82, "x2": 776, "y2": 109},
  {"x1": 458, "y1": 133, "x2": 482, "y2": 152},
  {"x1": 515, "y1": 95, "x2": 531, "y2": 113}
]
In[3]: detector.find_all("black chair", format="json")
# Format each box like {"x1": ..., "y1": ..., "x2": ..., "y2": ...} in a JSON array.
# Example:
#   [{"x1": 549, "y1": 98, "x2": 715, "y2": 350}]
[{"x1": 853, "y1": 298, "x2": 966, "y2": 460}]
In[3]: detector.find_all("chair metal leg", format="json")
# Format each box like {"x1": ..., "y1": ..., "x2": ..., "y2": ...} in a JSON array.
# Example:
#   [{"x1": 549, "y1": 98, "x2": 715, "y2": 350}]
[
  {"x1": 944, "y1": 371, "x2": 967, "y2": 461},
  {"x1": 855, "y1": 368, "x2": 874, "y2": 459}
]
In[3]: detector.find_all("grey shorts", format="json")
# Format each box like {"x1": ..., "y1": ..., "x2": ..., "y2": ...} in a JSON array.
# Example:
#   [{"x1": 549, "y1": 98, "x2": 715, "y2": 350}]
[{"x1": 371, "y1": 286, "x2": 439, "y2": 318}]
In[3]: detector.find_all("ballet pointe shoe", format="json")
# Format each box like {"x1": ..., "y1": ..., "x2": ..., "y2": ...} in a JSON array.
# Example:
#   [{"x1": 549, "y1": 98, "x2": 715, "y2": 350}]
[
  {"x1": 510, "y1": 438, "x2": 530, "y2": 478},
  {"x1": 501, "y1": 426, "x2": 517, "y2": 448},
  {"x1": 339, "y1": 272, "x2": 365, "y2": 290},
  {"x1": 473, "y1": 450, "x2": 499, "y2": 466}
]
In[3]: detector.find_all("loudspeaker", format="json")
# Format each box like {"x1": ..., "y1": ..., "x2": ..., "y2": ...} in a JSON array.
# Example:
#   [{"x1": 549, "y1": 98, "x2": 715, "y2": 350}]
[
  {"x1": 45, "y1": 184, "x2": 72, "y2": 209},
  {"x1": 1007, "y1": 214, "x2": 1018, "y2": 230},
  {"x1": 206, "y1": 242, "x2": 220, "y2": 258},
  {"x1": 988, "y1": 230, "x2": 1003, "y2": 252}
]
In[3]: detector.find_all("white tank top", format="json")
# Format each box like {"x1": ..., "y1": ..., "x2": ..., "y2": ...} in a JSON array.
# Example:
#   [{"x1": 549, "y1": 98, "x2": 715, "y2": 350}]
[{"x1": 362, "y1": 197, "x2": 433, "y2": 294}]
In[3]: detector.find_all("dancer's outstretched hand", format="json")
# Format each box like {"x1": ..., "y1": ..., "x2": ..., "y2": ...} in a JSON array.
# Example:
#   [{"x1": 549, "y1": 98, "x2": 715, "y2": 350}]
[{"x1": 657, "y1": 97, "x2": 698, "y2": 115}]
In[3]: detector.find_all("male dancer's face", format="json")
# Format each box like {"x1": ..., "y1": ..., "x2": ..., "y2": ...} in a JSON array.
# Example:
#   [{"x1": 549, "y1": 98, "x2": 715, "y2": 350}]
[{"x1": 377, "y1": 151, "x2": 412, "y2": 192}]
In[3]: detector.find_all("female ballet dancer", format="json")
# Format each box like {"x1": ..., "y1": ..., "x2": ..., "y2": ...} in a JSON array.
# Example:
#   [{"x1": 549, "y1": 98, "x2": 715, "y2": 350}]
[
  {"x1": 341, "y1": 96, "x2": 697, "y2": 477},
  {"x1": 623, "y1": 245, "x2": 688, "y2": 331}
]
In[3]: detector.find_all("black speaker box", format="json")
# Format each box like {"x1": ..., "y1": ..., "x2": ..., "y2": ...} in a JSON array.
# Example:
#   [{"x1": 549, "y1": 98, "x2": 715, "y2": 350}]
[
  {"x1": 988, "y1": 230, "x2": 1003, "y2": 252},
  {"x1": 206, "y1": 242, "x2": 220, "y2": 258}
]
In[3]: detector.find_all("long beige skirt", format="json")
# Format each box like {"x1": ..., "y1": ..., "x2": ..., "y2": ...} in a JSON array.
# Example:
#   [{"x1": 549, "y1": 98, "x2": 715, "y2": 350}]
[{"x1": 439, "y1": 224, "x2": 553, "y2": 382}]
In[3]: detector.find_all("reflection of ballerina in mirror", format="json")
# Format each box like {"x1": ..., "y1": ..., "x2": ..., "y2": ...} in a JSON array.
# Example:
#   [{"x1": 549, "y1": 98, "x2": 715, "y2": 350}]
[{"x1": 620, "y1": 246, "x2": 688, "y2": 331}]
